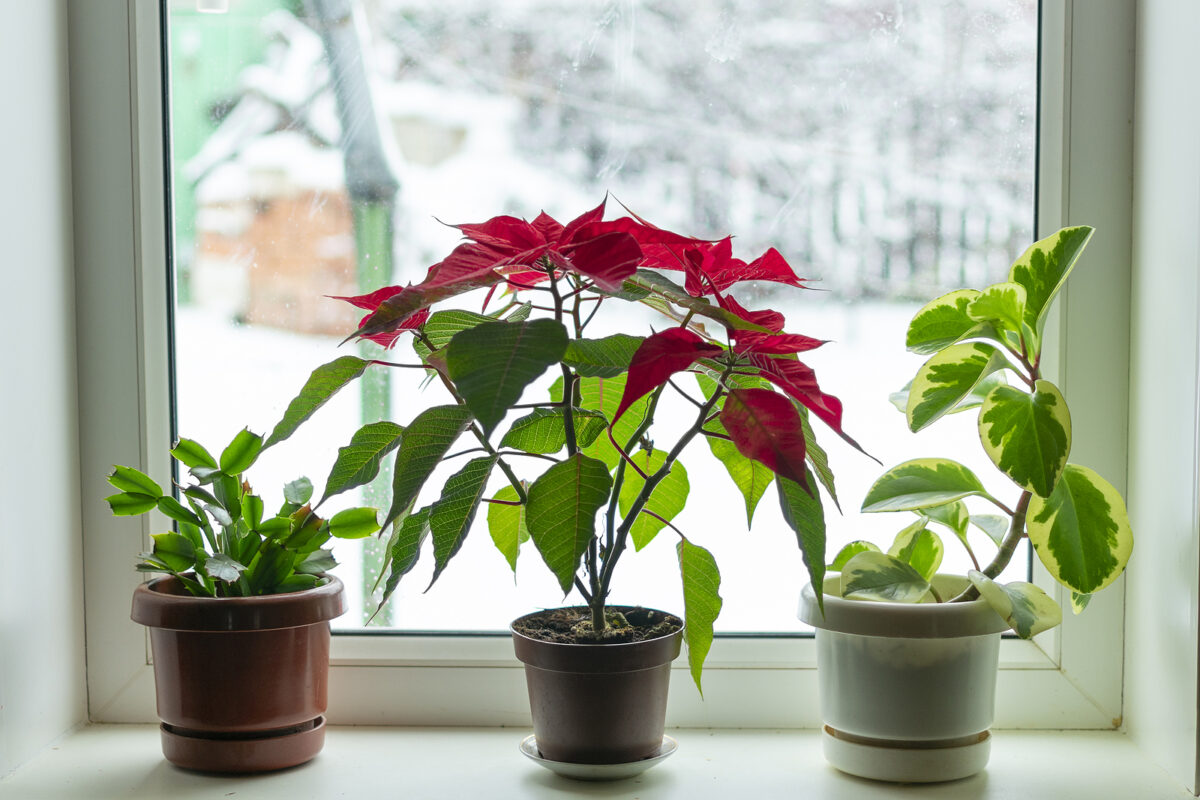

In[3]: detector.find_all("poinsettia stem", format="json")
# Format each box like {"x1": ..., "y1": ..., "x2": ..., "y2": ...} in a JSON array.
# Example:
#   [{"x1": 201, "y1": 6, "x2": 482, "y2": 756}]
[
  {"x1": 598, "y1": 383, "x2": 726, "y2": 603},
  {"x1": 604, "y1": 385, "x2": 667, "y2": 555},
  {"x1": 667, "y1": 378, "x2": 705, "y2": 408}
]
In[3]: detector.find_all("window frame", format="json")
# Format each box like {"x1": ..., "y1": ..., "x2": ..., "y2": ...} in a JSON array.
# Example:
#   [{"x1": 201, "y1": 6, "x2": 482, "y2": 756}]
[{"x1": 75, "y1": 0, "x2": 1134, "y2": 728}]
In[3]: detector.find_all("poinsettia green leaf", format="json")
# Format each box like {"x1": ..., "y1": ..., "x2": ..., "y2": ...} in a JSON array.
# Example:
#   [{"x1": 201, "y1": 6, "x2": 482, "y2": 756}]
[
  {"x1": 1008, "y1": 226, "x2": 1094, "y2": 337},
  {"x1": 696, "y1": 374, "x2": 775, "y2": 524},
  {"x1": 777, "y1": 471, "x2": 825, "y2": 612},
  {"x1": 328, "y1": 507, "x2": 381, "y2": 540},
  {"x1": 617, "y1": 450, "x2": 690, "y2": 551},
  {"x1": 906, "y1": 289, "x2": 1005, "y2": 355},
  {"x1": 320, "y1": 422, "x2": 405, "y2": 504},
  {"x1": 861, "y1": 458, "x2": 993, "y2": 513},
  {"x1": 888, "y1": 522, "x2": 943, "y2": 582},
  {"x1": 967, "y1": 281, "x2": 1029, "y2": 335},
  {"x1": 627, "y1": 269, "x2": 771, "y2": 332},
  {"x1": 841, "y1": 551, "x2": 930, "y2": 603},
  {"x1": 427, "y1": 456, "x2": 498, "y2": 588},
  {"x1": 446, "y1": 319, "x2": 569, "y2": 436},
  {"x1": 907, "y1": 342, "x2": 1008, "y2": 433},
  {"x1": 798, "y1": 405, "x2": 840, "y2": 511},
  {"x1": 499, "y1": 408, "x2": 607, "y2": 454},
  {"x1": 1026, "y1": 464, "x2": 1133, "y2": 594},
  {"x1": 107, "y1": 465, "x2": 163, "y2": 497},
  {"x1": 295, "y1": 549, "x2": 337, "y2": 575},
  {"x1": 562, "y1": 334, "x2": 644, "y2": 378},
  {"x1": 412, "y1": 310, "x2": 494, "y2": 361},
  {"x1": 829, "y1": 540, "x2": 880, "y2": 571},
  {"x1": 971, "y1": 514, "x2": 1010, "y2": 545},
  {"x1": 552, "y1": 373, "x2": 651, "y2": 469},
  {"x1": 978, "y1": 380, "x2": 1071, "y2": 497},
  {"x1": 384, "y1": 405, "x2": 473, "y2": 530},
  {"x1": 677, "y1": 537, "x2": 723, "y2": 694},
  {"x1": 375, "y1": 506, "x2": 431, "y2": 615},
  {"x1": 170, "y1": 438, "x2": 218, "y2": 470},
  {"x1": 969, "y1": 570, "x2": 1062, "y2": 638},
  {"x1": 265, "y1": 356, "x2": 370, "y2": 448},
  {"x1": 526, "y1": 453, "x2": 613, "y2": 594},
  {"x1": 486, "y1": 484, "x2": 530, "y2": 573}
]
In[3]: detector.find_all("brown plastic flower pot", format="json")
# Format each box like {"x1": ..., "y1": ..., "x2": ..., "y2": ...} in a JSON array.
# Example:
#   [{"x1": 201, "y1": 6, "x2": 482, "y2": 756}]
[
  {"x1": 511, "y1": 606, "x2": 683, "y2": 765},
  {"x1": 130, "y1": 576, "x2": 345, "y2": 773}
]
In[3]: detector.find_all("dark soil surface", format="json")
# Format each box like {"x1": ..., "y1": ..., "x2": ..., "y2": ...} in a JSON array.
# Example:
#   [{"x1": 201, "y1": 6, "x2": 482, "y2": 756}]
[{"x1": 513, "y1": 605, "x2": 682, "y2": 644}]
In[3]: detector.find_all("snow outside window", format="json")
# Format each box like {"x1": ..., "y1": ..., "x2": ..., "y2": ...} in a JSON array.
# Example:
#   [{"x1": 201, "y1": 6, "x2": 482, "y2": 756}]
[{"x1": 166, "y1": 0, "x2": 1038, "y2": 633}]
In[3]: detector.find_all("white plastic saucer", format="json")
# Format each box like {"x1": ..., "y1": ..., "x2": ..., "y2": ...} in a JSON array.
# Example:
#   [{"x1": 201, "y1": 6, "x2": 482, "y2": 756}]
[{"x1": 519, "y1": 734, "x2": 677, "y2": 781}]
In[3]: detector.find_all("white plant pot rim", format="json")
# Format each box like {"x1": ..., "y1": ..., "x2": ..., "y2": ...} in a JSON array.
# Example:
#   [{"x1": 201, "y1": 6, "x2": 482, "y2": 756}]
[{"x1": 799, "y1": 574, "x2": 1009, "y2": 639}]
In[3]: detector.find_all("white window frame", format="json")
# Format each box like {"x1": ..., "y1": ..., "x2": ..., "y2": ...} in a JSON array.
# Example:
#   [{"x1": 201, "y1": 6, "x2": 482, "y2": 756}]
[{"x1": 74, "y1": 0, "x2": 1134, "y2": 728}]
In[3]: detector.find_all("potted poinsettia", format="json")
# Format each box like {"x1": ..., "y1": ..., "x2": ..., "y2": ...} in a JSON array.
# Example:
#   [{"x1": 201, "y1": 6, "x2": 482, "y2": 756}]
[
  {"x1": 107, "y1": 428, "x2": 381, "y2": 772},
  {"x1": 278, "y1": 199, "x2": 864, "y2": 770},
  {"x1": 798, "y1": 226, "x2": 1134, "y2": 783}
]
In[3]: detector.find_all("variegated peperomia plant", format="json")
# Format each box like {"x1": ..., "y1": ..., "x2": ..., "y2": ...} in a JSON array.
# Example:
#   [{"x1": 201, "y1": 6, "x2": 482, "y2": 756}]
[
  {"x1": 277, "y1": 199, "x2": 864, "y2": 688},
  {"x1": 836, "y1": 226, "x2": 1133, "y2": 638}
]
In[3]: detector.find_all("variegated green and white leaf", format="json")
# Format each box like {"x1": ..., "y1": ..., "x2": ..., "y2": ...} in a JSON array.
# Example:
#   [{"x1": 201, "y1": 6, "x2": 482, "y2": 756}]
[
  {"x1": 967, "y1": 281, "x2": 1029, "y2": 336},
  {"x1": 617, "y1": 450, "x2": 690, "y2": 551},
  {"x1": 840, "y1": 551, "x2": 930, "y2": 603},
  {"x1": 828, "y1": 540, "x2": 880, "y2": 571},
  {"x1": 888, "y1": 521, "x2": 943, "y2": 581},
  {"x1": 906, "y1": 289, "x2": 982, "y2": 355},
  {"x1": 1026, "y1": 464, "x2": 1133, "y2": 594},
  {"x1": 968, "y1": 570, "x2": 1062, "y2": 638},
  {"x1": 971, "y1": 514, "x2": 1010, "y2": 546},
  {"x1": 978, "y1": 380, "x2": 1071, "y2": 497},
  {"x1": 677, "y1": 538, "x2": 722, "y2": 694},
  {"x1": 907, "y1": 342, "x2": 1008, "y2": 432},
  {"x1": 861, "y1": 458, "x2": 994, "y2": 513},
  {"x1": 890, "y1": 372, "x2": 1009, "y2": 418},
  {"x1": 1008, "y1": 226, "x2": 1094, "y2": 337},
  {"x1": 923, "y1": 500, "x2": 969, "y2": 538},
  {"x1": 1071, "y1": 591, "x2": 1092, "y2": 614}
]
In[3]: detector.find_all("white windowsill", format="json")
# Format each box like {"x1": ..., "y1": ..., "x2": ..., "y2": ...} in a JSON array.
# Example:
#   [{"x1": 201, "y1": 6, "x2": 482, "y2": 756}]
[{"x1": 0, "y1": 725, "x2": 1187, "y2": 799}]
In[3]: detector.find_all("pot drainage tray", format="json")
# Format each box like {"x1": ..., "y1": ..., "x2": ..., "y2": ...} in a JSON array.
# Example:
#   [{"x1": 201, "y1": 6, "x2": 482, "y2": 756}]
[{"x1": 519, "y1": 735, "x2": 677, "y2": 781}]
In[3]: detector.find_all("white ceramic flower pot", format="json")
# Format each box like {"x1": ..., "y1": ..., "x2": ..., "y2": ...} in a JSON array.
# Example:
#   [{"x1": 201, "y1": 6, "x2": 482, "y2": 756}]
[{"x1": 798, "y1": 574, "x2": 1009, "y2": 783}]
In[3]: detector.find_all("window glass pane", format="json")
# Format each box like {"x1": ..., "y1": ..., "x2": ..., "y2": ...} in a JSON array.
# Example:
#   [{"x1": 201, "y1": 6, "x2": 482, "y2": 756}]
[{"x1": 167, "y1": 0, "x2": 1037, "y2": 632}]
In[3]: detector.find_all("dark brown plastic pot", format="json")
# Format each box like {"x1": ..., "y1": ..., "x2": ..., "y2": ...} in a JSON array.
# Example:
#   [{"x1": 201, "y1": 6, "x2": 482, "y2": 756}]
[
  {"x1": 511, "y1": 605, "x2": 683, "y2": 765},
  {"x1": 131, "y1": 575, "x2": 345, "y2": 773}
]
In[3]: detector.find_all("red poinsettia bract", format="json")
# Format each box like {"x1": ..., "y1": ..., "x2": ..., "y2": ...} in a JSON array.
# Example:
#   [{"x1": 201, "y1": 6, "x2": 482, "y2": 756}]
[
  {"x1": 718, "y1": 387, "x2": 811, "y2": 488},
  {"x1": 613, "y1": 328, "x2": 725, "y2": 423}
]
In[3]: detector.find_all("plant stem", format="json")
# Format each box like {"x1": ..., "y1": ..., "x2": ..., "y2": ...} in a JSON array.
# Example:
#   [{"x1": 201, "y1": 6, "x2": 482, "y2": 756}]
[{"x1": 952, "y1": 490, "x2": 1032, "y2": 602}]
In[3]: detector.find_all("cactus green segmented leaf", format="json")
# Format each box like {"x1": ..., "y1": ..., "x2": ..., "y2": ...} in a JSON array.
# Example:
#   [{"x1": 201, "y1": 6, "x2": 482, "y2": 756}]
[
  {"x1": 107, "y1": 465, "x2": 163, "y2": 497},
  {"x1": 526, "y1": 453, "x2": 613, "y2": 594},
  {"x1": 1008, "y1": 226, "x2": 1094, "y2": 337},
  {"x1": 840, "y1": 551, "x2": 930, "y2": 603},
  {"x1": 445, "y1": 318, "x2": 569, "y2": 436},
  {"x1": 219, "y1": 428, "x2": 263, "y2": 475},
  {"x1": 861, "y1": 458, "x2": 993, "y2": 513},
  {"x1": 170, "y1": 438, "x2": 218, "y2": 470},
  {"x1": 328, "y1": 507, "x2": 382, "y2": 540},
  {"x1": 978, "y1": 380, "x2": 1071, "y2": 497},
  {"x1": 969, "y1": 570, "x2": 1062, "y2": 638},
  {"x1": 677, "y1": 538, "x2": 722, "y2": 694},
  {"x1": 1027, "y1": 464, "x2": 1133, "y2": 594},
  {"x1": 907, "y1": 342, "x2": 1008, "y2": 432},
  {"x1": 151, "y1": 532, "x2": 197, "y2": 573}
]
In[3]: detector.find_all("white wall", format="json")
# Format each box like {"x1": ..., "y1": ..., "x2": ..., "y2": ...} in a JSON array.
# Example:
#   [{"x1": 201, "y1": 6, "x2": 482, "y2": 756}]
[
  {"x1": 0, "y1": 0, "x2": 87, "y2": 778},
  {"x1": 1126, "y1": 0, "x2": 1200, "y2": 793}
]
